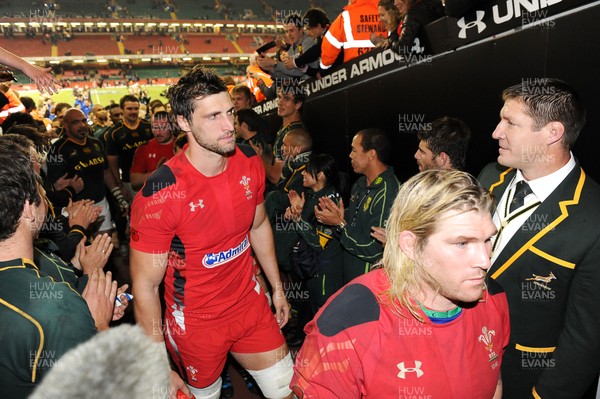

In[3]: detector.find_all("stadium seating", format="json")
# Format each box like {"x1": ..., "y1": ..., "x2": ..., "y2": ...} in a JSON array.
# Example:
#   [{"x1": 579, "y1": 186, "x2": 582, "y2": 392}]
[
  {"x1": 120, "y1": 34, "x2": 182, "y2": 56},
  {"x1": 183, "y1": 34, "x2": 234, "y2": 54},
  {"x1": 1, "y1": 37, "x2": 51, "y2": 57},
  {"x1": 56, "y1": 35, "x2": 119, "y2": 56}
]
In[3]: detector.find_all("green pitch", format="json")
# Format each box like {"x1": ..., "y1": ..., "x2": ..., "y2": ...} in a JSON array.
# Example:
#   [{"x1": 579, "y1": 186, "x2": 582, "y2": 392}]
[{"x1": 21, "y1": 85, "x2": 171, "y2": 108}]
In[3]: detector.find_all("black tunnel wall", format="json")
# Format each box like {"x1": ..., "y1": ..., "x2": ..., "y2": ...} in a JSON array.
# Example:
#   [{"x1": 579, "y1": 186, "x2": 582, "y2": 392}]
[{"x1": 263, "y1": 2, "x2": 600, "y2": 184}]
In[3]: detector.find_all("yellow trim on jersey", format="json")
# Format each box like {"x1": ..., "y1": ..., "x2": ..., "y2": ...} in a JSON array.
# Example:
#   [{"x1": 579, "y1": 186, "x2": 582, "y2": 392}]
[
  {"x1": 491, "y1": 169, "x2": 585, "y2": 279},
  {"x1": 0, "y1": 299, "x2": 45, "y2": 382},
  {"x1": 515, "y1": 344, "x2": 556, "y2": 353},
  {"x1": 532, "y1": 386, "x2": 542, "y2": 399},
  {"x1": 488, "y1": 167, "x2": 513, "y2": 194},
  {"x1": 529, "y1": 246, "x2": 576, "y2": 269}
]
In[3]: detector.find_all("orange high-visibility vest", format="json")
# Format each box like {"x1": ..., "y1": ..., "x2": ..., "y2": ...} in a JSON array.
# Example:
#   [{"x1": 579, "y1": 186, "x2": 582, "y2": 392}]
[
  {"x1": 320, "y1": 0, "x2": 382, "y2": 69},
  {"x1": 246, "y1": 64, "x2": 273, "y2": 103}
]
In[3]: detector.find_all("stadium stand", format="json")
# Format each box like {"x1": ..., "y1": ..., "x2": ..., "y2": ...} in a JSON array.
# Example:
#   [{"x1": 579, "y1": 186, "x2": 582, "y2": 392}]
[
  {"x1": 56, "y1": 35, "x2": 119, "y2": 56},
  {"x1": 1, "y1": 36, "x2": 52, "y2": 57},
  {"x1": 119, "y1": 34, "x2": 182, "y2": 56},
  {"x1": 183, "y1": 34, "x2": 234, "y2": 54}
]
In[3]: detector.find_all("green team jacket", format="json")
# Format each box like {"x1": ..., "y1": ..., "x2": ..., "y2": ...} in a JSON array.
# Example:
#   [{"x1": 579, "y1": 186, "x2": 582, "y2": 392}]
[
  {"x1": 0, "y1": 258, "x2": 96, "y2": 398},
  {"x1": 337, "y1": 167, "x2": 401, "y2": 283}
]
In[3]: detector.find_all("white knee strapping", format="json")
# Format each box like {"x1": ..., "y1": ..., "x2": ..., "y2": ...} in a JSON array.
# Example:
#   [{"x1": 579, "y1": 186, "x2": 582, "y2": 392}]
[
  {"x1": 187, "y1": 377, "x2": 221, "y2": 399},
  {"x1": 246, "y1": 353, "x2": 294, "y2": 399}
]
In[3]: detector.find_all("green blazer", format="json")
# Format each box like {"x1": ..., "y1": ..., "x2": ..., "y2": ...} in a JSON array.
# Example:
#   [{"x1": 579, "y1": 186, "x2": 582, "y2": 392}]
[{"x1": 479, "y1": 161, "x2": 600, "y2": 399}]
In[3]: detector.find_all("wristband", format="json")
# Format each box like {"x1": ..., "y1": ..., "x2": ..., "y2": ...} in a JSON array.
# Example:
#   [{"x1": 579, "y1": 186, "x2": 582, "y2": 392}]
[{"x1": 111, "y1": 187, "x2": 129, "y2": 211}]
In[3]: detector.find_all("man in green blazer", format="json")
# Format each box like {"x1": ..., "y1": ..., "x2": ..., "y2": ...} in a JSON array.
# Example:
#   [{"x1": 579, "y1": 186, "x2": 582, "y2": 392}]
[{"x1": 479, "y1": 79, "x2": 600, "y2": 398}]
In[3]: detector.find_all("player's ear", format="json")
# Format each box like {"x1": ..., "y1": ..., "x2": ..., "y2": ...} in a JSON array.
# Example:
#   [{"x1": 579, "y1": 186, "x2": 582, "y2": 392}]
[
  {"x1": 177, "y1": 115, "x2": 191, "y2": 133},
  {"x1": 398, "y1": 230, "x2": 418, "y2": 260},
  {"x1": 435, "y1": 152, "x2": 450, "y2": 168},
  {"x1": 546, "y1": 121, "x2": 565, "y2": 146}
]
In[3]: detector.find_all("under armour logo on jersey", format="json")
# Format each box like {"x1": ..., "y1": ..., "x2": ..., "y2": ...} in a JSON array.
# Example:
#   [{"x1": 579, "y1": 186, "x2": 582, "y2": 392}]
[
  {"x1": 189, "y1": 200, "x2": 204, "y2": 212},
  {"x1": 397, "y1": 361, "x2": 424, "y2": 379},
  {"x1": 457, "y1": 11, "x2": 487, "y2": 39},
  {"x1": 149, "y1": 153, "x2": 157, "y2": 158}
]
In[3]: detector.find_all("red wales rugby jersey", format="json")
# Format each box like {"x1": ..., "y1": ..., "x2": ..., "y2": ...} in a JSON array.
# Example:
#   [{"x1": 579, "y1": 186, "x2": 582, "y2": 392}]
[{"x1": 130, "y1": 145, "x2": 264, "y2": 326}]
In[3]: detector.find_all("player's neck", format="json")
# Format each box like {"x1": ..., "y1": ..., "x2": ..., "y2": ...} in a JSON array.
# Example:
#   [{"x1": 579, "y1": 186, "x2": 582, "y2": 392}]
[
  {"x1": 185, "y1": 145, "x2": 228, "y2": 177},
  {"x1": 414, "y1": 288, "x2": 457, "y2": 313},
  {"x1": 364, "y1": 162, "x2": 387, "y2": 186},
  {"x1": 123, "y1": 118, "x2": 139, "y2": 129},
  {"x1": 0, "y1": 227, "x2": 34, "y2": 263},
  {"x1": 282, "y1": 113, "x2": 300, "y2": 127}
]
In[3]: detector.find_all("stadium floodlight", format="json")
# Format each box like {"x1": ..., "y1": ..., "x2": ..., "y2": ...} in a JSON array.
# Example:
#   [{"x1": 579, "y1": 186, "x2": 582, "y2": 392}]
[
  {"x1": 97, "y1": 59, "x2": 108, "y2": 63},
  {"x1": 119, "y1": 58, "x2": 130, "y2": 63},
  {"x1": 123, "y1": 22, "x2": 132, "y2": 26},
  {"x1": 182, "y1": 23, "x2": 191, "y2": 27},
  {"x1": 147, "y1": 23, "x2": 157, "y2": 27},
  {"x1": 84, "y1": 22, "x2": 94, "y2": 26},
  {"x1": 214, "y1": 23, "x2": 224, "y2": 27},
  {"x1": 256, "y1": 25, "x2": 265, "y2": 28},
  {"x1": 162, "y1": 57, "x2": 172, "y2": 62},
  {"x1": 141, "y1": 58, "x2": 152, "y2": 62},
  {"x1": 193, "y1": 23, "x2": 203, "y2": 27},
  {"x1": 170, "y1": 23, "x2": 180, "y2": 27},
  {"x1": 236, "y1": 24, "x2": 245, "y2": 28},
  {"x1": 159, "y1": 22, "x2": 169, "y2": 27},
  {"x1": 205, "y1": 23, "x2": 214, "y2": 27},
  {"x1": 226, "y1": 24, "x2": 235, "y2": 27},
  {"x1": 182, "y1": 57, "x2": 192, "y2": 61},
  {"x1": 97, "y1": 22, "x2": 107, "y2": 27},
  {"x1": 240, "y1": 57, "x2": 249, "y2": 61},
  {"x1": 29, "y1": 22, "x2": 40, "y2": 27},
  {"x1": 222, "y1": 57, "x2": 231, "y2": 61},
  {"x1": 110, "y1": 22, "x2": 120, "y2": 27},
  {"x1": 14, "y1": 22, "x2": 26, "y2": 27},
  {"x1": 73, "y1": 60, "x2": 84, "y2": 63},
  {"x1": 246, "y1": 24, "x2": 255, "y2": 28},
  {"x1": 266, "y1": 25, "x2": 276, "y2": 29},
  {"x1": 135, "y1": 23, "x2": 145, "y2": 26},
  {"x1": 71, "y1": 22, "x2": 80, "y2": 26},
  {"x1": 202, "y1": 57, "x2": 212, "y2": 61},
  {"x1": 49, "y1": 60, "x2": 60, "y2": 64}
]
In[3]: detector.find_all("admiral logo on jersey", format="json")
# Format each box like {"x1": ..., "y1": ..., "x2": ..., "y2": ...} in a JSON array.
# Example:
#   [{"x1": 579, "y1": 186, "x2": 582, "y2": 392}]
[{"x1": 202, "y1": 236, "x2": 250, "y2": 268}]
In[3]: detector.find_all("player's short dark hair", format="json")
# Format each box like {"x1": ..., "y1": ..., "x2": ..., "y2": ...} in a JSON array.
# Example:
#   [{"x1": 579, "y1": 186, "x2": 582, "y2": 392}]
[
  {"x1": 119, "y1": 95, "x2": 140, "y2": 109},
  {"x1": 167, "y1": 65, "x2": 227, "y2": 122},
  {"x1": 357, "y1": 128, "x2": 391, "y2": 164},
  {"x1": 231, "y1": 84, "x2": 252, "y2": 100},
  {"x1": 304, "y1": 8, "x2": 330, "y2": 28},
  {"x1": 284, "y1": 13, "x2": 303, "y2": 28},
  {"x1": 5, "y1": 124, "x2": 49, "y2": 150},
  {"x1": 417, "y1": 116, "x2": 471, "y2": 171},
  {"x1": 19, "y1": 96, "x2": 36, "y2": 111},
  {"x1": 0, "y1": 140, "x2": 40, "y2": 240},
  {"x1": 502, "y1": 78, "x2": 585, "y2": 149},
  {"x1": 236, "y1": 108, "x2": 265, "y2": 133},
  {"x1": 174, "y1": 132, "x2": 188, "y2": 151}
]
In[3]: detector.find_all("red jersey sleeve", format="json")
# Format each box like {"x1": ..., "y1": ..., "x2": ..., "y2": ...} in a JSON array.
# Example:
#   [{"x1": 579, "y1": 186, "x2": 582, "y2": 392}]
[
  {"x1": 129, "y1": 164, "x2": 178, "y2": 253},
  {"x1": 291, "y1": 320, "x2": 366, "y2": 399}
]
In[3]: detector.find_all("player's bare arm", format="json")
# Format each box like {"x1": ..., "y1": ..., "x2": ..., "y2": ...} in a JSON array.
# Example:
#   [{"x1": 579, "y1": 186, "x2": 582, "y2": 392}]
[{"x1": 249, "y1": 202, "x2": 290, "y2": 328}]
